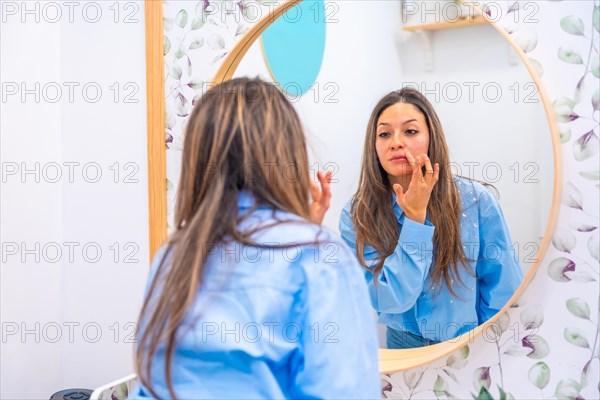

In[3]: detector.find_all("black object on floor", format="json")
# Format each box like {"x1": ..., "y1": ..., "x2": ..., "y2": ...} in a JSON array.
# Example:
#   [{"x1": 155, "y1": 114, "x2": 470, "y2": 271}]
[{"x1": 49, "y1": 388, "x2": 93, "y2": 400}]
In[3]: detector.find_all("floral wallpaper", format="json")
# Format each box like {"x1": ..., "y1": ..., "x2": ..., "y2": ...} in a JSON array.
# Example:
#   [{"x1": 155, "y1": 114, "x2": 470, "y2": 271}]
[
  {"x1": 156, "y1": 1, "x2": 600, "y2": 399},
  {"x1": 162, "y1": 0, "x2": 273, "y2": 230}
]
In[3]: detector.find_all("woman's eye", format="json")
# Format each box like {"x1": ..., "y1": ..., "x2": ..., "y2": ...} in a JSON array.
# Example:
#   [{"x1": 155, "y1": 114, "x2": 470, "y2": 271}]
[
  {"x1": 406, "y1": 129, "x2": 418, "y2": 135},
  {"x1": 378, "y1": 132, "x2": 390, "y2": 138}
]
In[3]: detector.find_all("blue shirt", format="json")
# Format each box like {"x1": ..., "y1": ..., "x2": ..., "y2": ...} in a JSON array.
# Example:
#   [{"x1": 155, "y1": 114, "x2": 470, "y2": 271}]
[
  {"x1": 339, "y1": 177, "x2": 524, "y2": 342},
  {"x1": 131, "y1": 191, "x2": 381, "y2": 399}
]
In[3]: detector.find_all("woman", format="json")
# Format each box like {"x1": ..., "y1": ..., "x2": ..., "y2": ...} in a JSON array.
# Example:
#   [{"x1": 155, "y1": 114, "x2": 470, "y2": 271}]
[
  {"x1": 132, "y1": 78, "x2": 380, "y2": 399},
  {"x1": 339, "y1": 88, "x2": 524, "y2": 349}
]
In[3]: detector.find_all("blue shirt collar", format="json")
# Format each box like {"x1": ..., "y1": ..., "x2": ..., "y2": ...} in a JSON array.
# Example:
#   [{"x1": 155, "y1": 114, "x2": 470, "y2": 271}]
[
  {"x1": 237, "y1": 190, "x2": 256, "y2": 210},
  {"x1": 237, "y1": 190, "x2": 272, "y2": 211}
]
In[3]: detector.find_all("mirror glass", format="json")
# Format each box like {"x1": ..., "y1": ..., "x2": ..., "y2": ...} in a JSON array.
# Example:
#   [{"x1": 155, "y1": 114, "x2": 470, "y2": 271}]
[{"x1": 232, "y1": 0, "x2": 554, "y2": 348}]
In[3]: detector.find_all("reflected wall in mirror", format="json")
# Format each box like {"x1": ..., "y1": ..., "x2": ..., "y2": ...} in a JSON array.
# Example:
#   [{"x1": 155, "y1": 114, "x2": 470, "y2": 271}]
[{"x1": 230, "y1": 0, "x2": 555, "y2": 350}]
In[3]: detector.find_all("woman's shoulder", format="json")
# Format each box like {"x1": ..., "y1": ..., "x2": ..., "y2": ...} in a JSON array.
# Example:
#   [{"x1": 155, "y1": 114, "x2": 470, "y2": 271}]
[
  {"x1": 453, "y1": 176, "x2": 497, "y2": 203},
  {"x1": 252, "y1": 216, "x2": 363, "y2": 291},
  {"x1": 253, "y1": 209, "x2": 343, "y2": 244},
  {"x1": 341, "y1": 195, "x2": 355, "y2": 214}
]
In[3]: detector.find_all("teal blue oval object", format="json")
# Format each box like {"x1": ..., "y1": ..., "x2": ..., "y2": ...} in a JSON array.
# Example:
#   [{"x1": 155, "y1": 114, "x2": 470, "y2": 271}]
[{"x1": 261, "y1": 0, "x2": 326, "y2": 96}]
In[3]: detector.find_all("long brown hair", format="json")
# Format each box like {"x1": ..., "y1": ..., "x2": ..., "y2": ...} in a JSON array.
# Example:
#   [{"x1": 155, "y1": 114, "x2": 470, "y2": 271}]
[
  {"x1": 135, "y1": 78, "x2": 314, "y2": 398},
  {"x1": 351, "y1": 87, "x2": 472, "y2": 297}
]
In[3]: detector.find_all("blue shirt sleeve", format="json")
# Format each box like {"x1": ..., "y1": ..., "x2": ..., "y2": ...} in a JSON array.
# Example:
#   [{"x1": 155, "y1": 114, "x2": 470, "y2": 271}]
[
  {"x1": 289, "y1": 238, "x2": 381, "y2": 399},
  {"x1": 475, "y1": 187, "x2": 524, "y2": 323},
  {"x1": 339, "y1": 204, "x2": 435, "y2": 314}
]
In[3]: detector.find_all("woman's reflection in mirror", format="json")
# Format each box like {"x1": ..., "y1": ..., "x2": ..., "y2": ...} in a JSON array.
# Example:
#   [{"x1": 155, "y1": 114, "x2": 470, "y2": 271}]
[{"x1": 339, "y1": 88, "x2": 524, "y2": 349}]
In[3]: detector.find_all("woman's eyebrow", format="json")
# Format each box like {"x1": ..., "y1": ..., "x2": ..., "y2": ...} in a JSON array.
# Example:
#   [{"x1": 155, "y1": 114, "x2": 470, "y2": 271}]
[{"x1": 377, "y1": 119, "x2": 419, "y2": 128}]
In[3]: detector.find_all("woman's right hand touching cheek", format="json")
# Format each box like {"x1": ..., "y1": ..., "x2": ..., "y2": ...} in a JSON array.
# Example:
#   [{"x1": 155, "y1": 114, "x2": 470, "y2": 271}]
[{"x1": 393, "y1": 151, "x2": 439, "y2": 224}]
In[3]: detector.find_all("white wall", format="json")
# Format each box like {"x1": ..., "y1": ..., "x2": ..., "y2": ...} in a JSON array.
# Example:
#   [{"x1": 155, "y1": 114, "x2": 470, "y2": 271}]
[{"x1": 1, "y1": 1, "x2": 149, "y2": 397}]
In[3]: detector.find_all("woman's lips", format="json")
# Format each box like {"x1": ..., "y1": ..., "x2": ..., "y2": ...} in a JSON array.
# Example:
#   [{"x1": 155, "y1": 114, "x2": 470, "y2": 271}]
[{"x1": 389, "y1": 155, "x2": 407, "y2": 162}]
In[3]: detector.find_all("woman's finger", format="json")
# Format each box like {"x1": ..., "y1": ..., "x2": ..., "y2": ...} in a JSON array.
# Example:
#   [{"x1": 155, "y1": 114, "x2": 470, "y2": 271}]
[
  {"x1": 423, "y1": 154, "x2": 435, "y2": 183},
  {"x1": 406, "y1": 151, "x2": 423, "y2": 187},
  {"x1": 318, "y1": 171, "x2": 332, "y2": 208},
  {"x1": 310, "y1": 178, "x2": 320, "y2": 202},
  {"x1": 433, "y1": 163, "x2": 440, "y2": 185},
  {"x1": 406, "y1": 151, "x2": 418, "y2": 174},
  {"x1": 392, "y1": 183, "x2": 405, "y2": 206}
]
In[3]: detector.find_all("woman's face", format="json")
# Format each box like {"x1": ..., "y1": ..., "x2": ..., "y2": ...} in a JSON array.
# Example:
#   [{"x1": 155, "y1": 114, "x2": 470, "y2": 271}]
[{"x1": 375, "y1": 102, "x2": 430, "y2": 179}]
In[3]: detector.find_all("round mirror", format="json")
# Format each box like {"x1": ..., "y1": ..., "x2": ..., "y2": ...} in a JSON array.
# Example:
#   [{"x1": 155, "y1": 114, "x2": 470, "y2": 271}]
[{"x1": 213, "y1": 0, "x2": 560, "y2": 371}]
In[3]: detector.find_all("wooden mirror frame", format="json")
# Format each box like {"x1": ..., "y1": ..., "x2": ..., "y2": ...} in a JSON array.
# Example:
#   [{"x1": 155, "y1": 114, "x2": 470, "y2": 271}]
[{"x1": 145, "y1": 0, "x2": 562, "y2": 374}]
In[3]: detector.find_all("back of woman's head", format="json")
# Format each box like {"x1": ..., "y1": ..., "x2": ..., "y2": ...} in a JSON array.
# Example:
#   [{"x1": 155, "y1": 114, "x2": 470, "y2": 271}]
[
  {"x1": 177, "y1": 77, "x2": 311, "y2": 228},
  {"x1": 136, "y1": 77, "x2": 312, "y2": 399}
]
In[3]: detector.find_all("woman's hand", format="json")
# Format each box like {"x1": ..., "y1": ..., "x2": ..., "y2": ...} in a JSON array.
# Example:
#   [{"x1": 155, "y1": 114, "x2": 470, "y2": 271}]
[
  {"x1": 393, "y1": 151, "x2": 439, "y2": 224},
  {"x1": 309, "y1": 170, "x2": 332, "y2": 225}
]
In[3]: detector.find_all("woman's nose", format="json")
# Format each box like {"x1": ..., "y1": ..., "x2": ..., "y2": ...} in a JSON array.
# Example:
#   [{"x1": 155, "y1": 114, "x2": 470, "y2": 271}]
[{"x1": 391, "y1": 133, "x2": 404, "y2": 149}]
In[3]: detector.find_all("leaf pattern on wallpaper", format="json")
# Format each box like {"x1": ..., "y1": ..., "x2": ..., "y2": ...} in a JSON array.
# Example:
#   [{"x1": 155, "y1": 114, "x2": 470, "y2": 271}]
[
  {"x1": 175, "y1": 41, "x2": 186, "y2": 59},
  {"x1": 162, "y1": 0, "x2": 282, "y2": 229},
  {"x1": 513, "y1": 26, "x2": 538, "y2": 53},
  {"x1": 380, "y1": 346, "x2": 472, "y2": 398},
  {"x1": 573, "y1": 130, "x2": 599, "y2": 161},
  {"x1": 528, "y1": 361, "x2": 551, "y2": 390},
  {"x1": 446, "y1": 345, "x2": 470, "y2": 369},
  {"x1": 574, "y1": 75, "x2": 585, "y2": 104},
  {"x1": 432, "y1": 374, "x2": 449, "y2": 397},
  {"x1": 552, "y1": 227, "x2": 577, "y2": 253},
  {"x1": 568, "y1": 219, "x2": 597, "y2": 232},
  {"x1": 588, "y1": 230, "x2": 599, "y2": 261},
  {"x1": 554, "y1": 378, "x2": 582, "y2": 400},
  {"x1": 558, "y1": 260, "x2": 597, "y2": 285},
  {"x1": 189, "y1": 38, "x2": 205, "y2": 49},
  {"x1": 553, "y1": 97, "x2": 580, "y2": 122},
  {"x1": 565, "y1": 327, "x2": 590, "y2": 348},
  {"x1": 163, "y1": 0, "x2": 266, "y2": 154},
  {"x1": 579, "y1": 170, "x2": 600, "y2": 181},
  {"x1": 468, "y1": 307, "x2": 550, "y2": 397},
  {"x1": 207, "y1": 32, "x2": 226, "y2": 50},
  {"x1": 520, "y1": 304, "x2": 544, "y2": 330},
  {"x1": 562, "y1": 182, "x2": 583, "y2": 209},
  {"x1": 580, "y1": 359, "x2": 594, "y2": 388},
  {"x1": 559, "y1": 46, "x2": 584, "y2": 64},
  {"x1": 523, "y1": 334, "x2": 550, "y2": 359},
  {"x1": 567, "y1": 298, "x2": 592, "y2": 320},
  {"x1": 561, "y1": 16, "x2": 585, "y2": 36},
  {"x1": 473, "y1": 367, "x2": 491, "y2": 391},
  {"x1": 560, "y1": 127, "x2": 572, "y2": 143},
  {"x1": 564, "y1": 269, "x2": 597, "y2": 283},
  {"x1": 164, "y1": 35, "x2": 171, "y2": 55},
  {"x1": 528, "y1": 57, "x2": 544, "y2": 77},
  {"x1": 175, "y1": 9, "x2": 188, "y2": 28}
]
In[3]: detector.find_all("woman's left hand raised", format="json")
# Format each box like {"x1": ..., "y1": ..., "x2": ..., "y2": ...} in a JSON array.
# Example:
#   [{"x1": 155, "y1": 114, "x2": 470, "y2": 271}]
[
  {"x1": 393, "y1": 152, "x2": 439, "y2": 224},
  {"x1": 309, "y1": 170, "x2": 332, "y2": 225}
]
